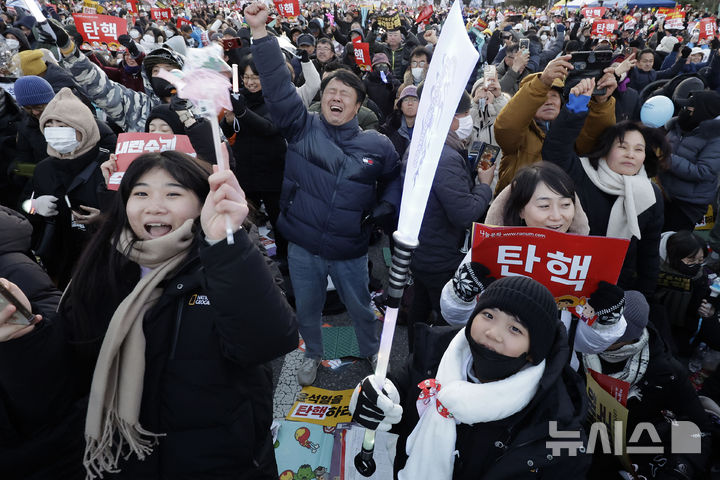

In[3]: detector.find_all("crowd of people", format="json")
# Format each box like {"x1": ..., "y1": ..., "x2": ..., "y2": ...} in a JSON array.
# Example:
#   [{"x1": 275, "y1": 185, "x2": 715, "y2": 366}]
[{"x1": 2, "y1": 0, "x2": 720, "y2": 478}]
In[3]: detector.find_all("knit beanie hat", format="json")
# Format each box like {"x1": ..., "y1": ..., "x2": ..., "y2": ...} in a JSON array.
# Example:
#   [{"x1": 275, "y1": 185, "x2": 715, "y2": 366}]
[
  {"x1": 39, "y1": 87, "x2": 100, "y2": 160},
  {"x1": 471, "y1": 276, "x2": 558, "y2": 364},
  {"x1": 145, "y1": 104, "x2": 185, "y2": 134},
  {"x1": 143, "y1": 47, "x2": 184, "y2": 80},
  {"x1": 18, "y1": 50, "x2": 47, "y2": 76},
  {"x1": 372, "y1": 52, "x2": 389, "y2": 67},
  {"x1": 14, "y1": 15, "x2": 36, "y2": 30},
  {"x1": 656, "y1": 35, "x2": 678, "y2": 54},
  {"x1": 618, "y1": 290, "x2": 649, "y2": 343},
  {"x1": 586, "y1": 281, "x2": 625, "y2": 326},
  {"x1": 13, "y1": 75, "x2": 55, "y2": 106}
]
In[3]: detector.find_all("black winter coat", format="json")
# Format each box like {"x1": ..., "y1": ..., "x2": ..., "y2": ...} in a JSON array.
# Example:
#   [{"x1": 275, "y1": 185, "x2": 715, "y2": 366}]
[
  {"x1": 378, "y1": 110, "x2": 412, "y2": 159},
  {"x1": 0, "y1": 206, "x2": 60, "y2": 317},
  {"x1": 0, "y1": 230, "x2": 298, "y2": 479},
  {"x1": 220, "y1": 89, "x2": 287, "y2": 193},
  {"x1": 364, "y1": 71, "x2": 400, "y2": 122},
  {"x1": 586, "y1": 326, "x2": 712, "y2": 479},
  {"x1": 411, "y1": 135, "x2": 492, "y2": 273},
  {"x1": 0, "y1": 90, "x2": 24, "y2": 207},
  {"x1": 392, "y1": 322, "x2": 591, "y2": 479},
  {"x1": 542, "y1": 107, "x2": 664, "y2": 295}
]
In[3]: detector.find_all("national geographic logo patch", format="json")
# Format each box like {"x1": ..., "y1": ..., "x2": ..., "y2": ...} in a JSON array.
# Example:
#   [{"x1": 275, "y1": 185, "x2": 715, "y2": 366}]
[{"x1": 188, "y1": 294, "x2": 211, "y2": 306}]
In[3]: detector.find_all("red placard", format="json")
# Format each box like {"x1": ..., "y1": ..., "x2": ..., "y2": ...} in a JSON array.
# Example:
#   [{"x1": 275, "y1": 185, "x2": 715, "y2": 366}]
[
  {"x1": 150, "y1": 8, "x2": 171, "y2": 20},
  {"x1": 470, "y1": 224, "x2": 629, "y2": 303},
  {"x1": 177, "y1": 16, "x2": 191, "y2": 29},
  {"x1": 73, "y1": 13, "x2": 128, "y2": 50},
  {"x1": 126, "y1": 0, "x2": 137, "y2": 13},
  {"x1": 108, "y1": 133, "x2": 196, "y2": 191},
  {"x1": 591, "y1": 19, "x2": 618, "y2": 37},
  {"x1": 582, "y1": 6, "x2": 606, "y2": 18},
  {"x1": 664, "y1": 11, "x2": 685, "y2": 30},
  {"x1": 699, "y1": 17, "x2": 717, "y2": 40},
  {"x1": 623, "y1": 15, "x2": 636, "y2": 30},
  {"x1": 273, "y1": 0, "x2": 300, "y2": 18},
  {"x1": 415, "y1": 4, "x2": 433, "y2": 24},
  {"x1": 352, "y1": 39, "x2": 371, "y2": 72},
  {"x1": 657, "y1": 7, "x2": 674, "y2": 15},
  {"x1": 588, "y1": 369, "x2": 630, "y2": 406}
]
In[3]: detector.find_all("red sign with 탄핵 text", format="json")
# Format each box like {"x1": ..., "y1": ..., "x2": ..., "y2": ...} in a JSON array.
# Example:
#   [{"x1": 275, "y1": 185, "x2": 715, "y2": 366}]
[
  {"x1": 699, "y1": 17, "x2": 717, "y2": 40},
  {"x1": 73, "y1": 13, "x2": 127, "y2": 50},
  {"x1": 274, "y1": 0, "x2": 300, "y2": 18},
  {"x1": 352, "y1": 38, "x2": 372, "y2": 72},
  {"x1": 471, "y1": 224, "x2": 629, "y2": 302},
  {"x1": 591, "y1": 19, "x2": 619, "y2": 37},
  {"x1": 108, "y1": 133, "x2": 196, "y2": 191},
  {"x1": 582, "y1": 6, "x2": 606, "y2": 18},
  {"x1": 150, "y1": 8, "x2": 172, "y2": 21}
]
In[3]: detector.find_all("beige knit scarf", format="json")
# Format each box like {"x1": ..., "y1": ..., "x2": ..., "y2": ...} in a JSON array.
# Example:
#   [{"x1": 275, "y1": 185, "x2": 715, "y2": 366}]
[{"x1": 83, "y1": 219, "x2": 195, "y2": 479}]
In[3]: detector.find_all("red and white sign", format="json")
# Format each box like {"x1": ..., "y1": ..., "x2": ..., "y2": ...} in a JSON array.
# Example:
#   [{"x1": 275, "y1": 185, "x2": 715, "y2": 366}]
[
  {"x1": 273, "y1": 0, "x2": 299, "y2": 18},
  {"x1": 352, "y1": 39, "x2": 372, "y2": 72},
  {"x1": 699, "y1": 17, "x2": 717, "y2": 40},
  {"x1": 73, "y1": 13, "x2": 127, "y2": 50},
  {"x1": 150, "y1": 7, "x2": 171, "y2": 20},
  {"x1": 416, "y1": 4, "x2": 433, "y2": 24},
  {"x1": 108, "y1": 133, "x2": 196, "y2": 190},
  {"x1": 582, "y1": 7, "x2": 606, "y2": 18},
  {"x1": 664, "y1": 11, "x2": 686, "y2": 30},
  {"x1": 177, "y1": 16, "x2": 191, "y2": 29},
  {"x1": 588, "y1": 369, "x2": 630, "y2": 406},
  {"x1": 591, "y1": 19, "x2": 619, "y2": 37},
  {"x1": 471, "y1": 224, "x2": 629, "y2": 301},
  {"x1": 623, "y1": 15, "x2": 636, "y2": 30}
]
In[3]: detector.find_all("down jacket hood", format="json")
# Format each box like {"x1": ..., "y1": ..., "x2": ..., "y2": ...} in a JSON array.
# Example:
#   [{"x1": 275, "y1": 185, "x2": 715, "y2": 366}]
[{"x1": 0, "y1": 206, "x2": 32, "y2": 254}]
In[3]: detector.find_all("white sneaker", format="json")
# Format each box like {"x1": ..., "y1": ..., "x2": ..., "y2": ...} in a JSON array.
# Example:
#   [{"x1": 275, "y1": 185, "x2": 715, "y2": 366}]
[{"x1": 297, "y1": 357, "x2": 321, "y2": 386}]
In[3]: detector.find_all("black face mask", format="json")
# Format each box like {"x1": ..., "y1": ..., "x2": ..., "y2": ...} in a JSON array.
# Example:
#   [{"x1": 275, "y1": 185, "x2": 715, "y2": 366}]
[
  {"x1": 151, "y1": 76, "x2": 175, "y2": 98},
  {"x1": 677, "y1": 108, "x2": 700, "y2": 132},
  {"x1": 675, "y1": 261, "x2": 702, "y2": 277},
  {"x1": 465, "y1": 327, "x2": 529, "y2": 382}
]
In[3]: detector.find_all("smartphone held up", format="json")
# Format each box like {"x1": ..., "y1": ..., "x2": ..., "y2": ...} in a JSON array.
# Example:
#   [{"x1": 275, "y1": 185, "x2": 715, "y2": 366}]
[{"x1": 0, "y1": 281, "x2": 34, "y2": 326}]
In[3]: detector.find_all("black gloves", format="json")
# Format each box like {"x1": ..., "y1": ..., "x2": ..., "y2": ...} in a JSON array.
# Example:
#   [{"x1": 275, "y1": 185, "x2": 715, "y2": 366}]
[
  {"x1": 299, "y1": 49, "x2": 310, "y2": 63},
  {"x1": 118, "y1": 34, "x2": 141, "y2": 58},
  {"x1": 362, "y1": 200, "x2": 395, "y2": 227},
  {"x1": 230, "y1": 92, "x2": 247, "y2": 116},
  {"x1": 169, "y1": 95, "x2": 193, "y2": 112},
  {"x1": 36, "y1": 28, "x2": 56, "y2": 45},
  {"x1": 48, "y1": 19, "x2": 70, "y2": 50},
  {"x1": 681, "y1": 46, "x2": 691, "y2": 58},
  {"x1": 452, "y1": 262, "x2": 495, "y2": 303},
  {"x1": 348, "y1": 375, "x2": 402, "y2": 432},
  {"x1": 672, "y1": 41, "x2": 682, "y2": 52}
]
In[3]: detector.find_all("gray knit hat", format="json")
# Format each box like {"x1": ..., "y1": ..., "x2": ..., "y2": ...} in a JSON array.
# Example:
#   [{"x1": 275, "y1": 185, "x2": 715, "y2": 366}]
[{"x1": 618, "y1": 291, "x2": 649, "y2": 343}]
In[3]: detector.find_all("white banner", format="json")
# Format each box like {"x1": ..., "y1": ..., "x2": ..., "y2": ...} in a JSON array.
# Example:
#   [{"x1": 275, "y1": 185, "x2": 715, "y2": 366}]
[{"x1": 396, "y1": 0, "x2": 479, "y2": 246}]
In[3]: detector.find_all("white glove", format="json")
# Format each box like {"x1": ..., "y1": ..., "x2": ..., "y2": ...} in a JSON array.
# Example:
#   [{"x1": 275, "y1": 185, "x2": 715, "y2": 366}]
[
  {"x1": 33, "y1": 195, "x2": 59, "y2": 217},
  {"x1": 349, "y1": 375, "x2": 402, "y2": 432}
]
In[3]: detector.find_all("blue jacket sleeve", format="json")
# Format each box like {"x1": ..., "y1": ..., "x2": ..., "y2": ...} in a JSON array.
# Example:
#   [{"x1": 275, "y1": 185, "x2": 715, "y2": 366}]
[
  {"x1": 661, "y1": 51, "x2": 677, "y2": 70},
  {"x1": 251, "y1": 35, "x2": 310, "y2": 144}
]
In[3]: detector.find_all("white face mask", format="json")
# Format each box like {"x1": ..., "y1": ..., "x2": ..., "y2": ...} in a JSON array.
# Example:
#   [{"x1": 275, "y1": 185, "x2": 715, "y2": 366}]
[
  {"x1": 454, "y1": 114, "x2": 474, "y2": 140},
  {"x1": 44, "y1": 126, "x2": 79, "y2": 154},
  {"x1": 141, "y1": 34, "x2": 156, "y2": 47},
  {"x1": 5, "y1": 38, "x2": 19, "y2": 51},
  {"x1": 540, "y1": 34, "x2": 548, "y2": 42},
  {"x1": 130, "y1": 29, "x2": 140, "y2": 39},
  {"x1": 411, "y1": 67, "x2": 424, "y2": 82}
]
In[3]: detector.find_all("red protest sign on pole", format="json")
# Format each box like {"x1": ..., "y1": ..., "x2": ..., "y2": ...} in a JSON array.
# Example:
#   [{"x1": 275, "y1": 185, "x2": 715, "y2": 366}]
[
  {"x1": 664, "y1": 10, "x2": 686, "y2": 30},
  {"x1": 352, "y1": 39, "x2": 372, "y2": 72},
  {"x1": 470, "y1": 223, "x2": 629, "y2": 303},
  {"x1": 177, "y1": 16, "x2": 191, "y2": 29},
  {"x1": 150, "y1": 7, "x2": 172, "y2": 20},
  {"x1": 108, "y1": 133, "x2": 196, "y2": 191},
  {"x1": 73, "y1": 13, "x2": 128, "y2": 50},
  {"x1": 273, "y1": 0, "x2": 300, "y2": 18},
  {"x1": 415, "y1": 4, "x2": 433, "y2": 24},
  {"x1": 699, "y1": 17, "x2": 717, "y2": 40},
  {"x1": 591, "y1": 19, "x2": 618, "y2": 37},
  {"x1": 582, "y1": 6, "x2": 606, "y2": 18}
]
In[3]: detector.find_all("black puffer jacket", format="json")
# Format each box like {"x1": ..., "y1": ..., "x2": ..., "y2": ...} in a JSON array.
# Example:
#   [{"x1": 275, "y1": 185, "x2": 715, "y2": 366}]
[
  {"x1": 392, "y1": 322, "x2": 591, "y2": 479},
  {"x1": 0, "y1": 206, "x2": 60, "y2": 317},
  {"x1": 0, "y1": 230, "x2": 298, "y2": 479},
  {"x1": 0, "y1": 90, "x2": 24, "y2": 207},
  {"x1": 542, "y1": 107, "x2": 664, "y2": 295},
  {"x1": 411, "y1": 133, "x2": 492, "y2": 273},
  {"x1": 220, "y1": 89, "x2": 287, "y2": 193}
]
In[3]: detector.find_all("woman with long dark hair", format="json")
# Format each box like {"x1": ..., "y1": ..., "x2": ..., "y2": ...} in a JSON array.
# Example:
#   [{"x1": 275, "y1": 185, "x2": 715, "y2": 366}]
[{"x1": 0, "y1": 151, "x2": 297, "y2": 479}]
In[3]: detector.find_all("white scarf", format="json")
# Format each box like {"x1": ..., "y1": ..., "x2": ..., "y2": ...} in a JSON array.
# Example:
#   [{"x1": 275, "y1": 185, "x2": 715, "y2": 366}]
[
  {"x1": 398, "y1": 329, "x2": 546, "y2": 480},
  {"x1": 582, "y1": 328, "x2": 650, "y2": 401},
  {"x1": 579, "y1": 157, "x2": 656, "y2": 240}
]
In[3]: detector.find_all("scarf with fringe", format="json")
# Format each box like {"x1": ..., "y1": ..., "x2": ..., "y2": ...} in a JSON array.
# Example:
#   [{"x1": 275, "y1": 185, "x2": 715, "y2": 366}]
[{"x1": 83, "y1": 219, "x2": 194, "y2": 479}]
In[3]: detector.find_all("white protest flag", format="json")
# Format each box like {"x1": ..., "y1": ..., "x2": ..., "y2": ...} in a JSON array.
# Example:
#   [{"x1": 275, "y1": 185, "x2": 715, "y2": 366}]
[{"x1": 396, "y1": 0, "x2": 479, "y2": 246}]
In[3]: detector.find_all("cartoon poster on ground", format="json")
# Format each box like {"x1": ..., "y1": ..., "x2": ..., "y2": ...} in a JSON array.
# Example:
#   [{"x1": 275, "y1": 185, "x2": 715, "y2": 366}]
[{"x1": 275, "y1": 421, "x2": 334, "y2": 480}]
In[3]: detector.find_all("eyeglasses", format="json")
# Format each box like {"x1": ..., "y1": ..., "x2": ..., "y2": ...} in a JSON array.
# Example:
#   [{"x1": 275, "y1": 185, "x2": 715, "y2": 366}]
[
  {"x1": 242, "y1": 74, "x2": 260, "y2": 82},
  {"x1": 410, "y1": 60, "x2": 427, "y2": 68},
  {"x1": 22, "y1": 104, "x2": 46, "y2": 114}
]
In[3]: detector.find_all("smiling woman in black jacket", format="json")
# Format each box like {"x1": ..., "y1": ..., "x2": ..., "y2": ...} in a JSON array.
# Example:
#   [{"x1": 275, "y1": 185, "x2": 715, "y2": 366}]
[
  {"x1": 0, "y1": 151, "x2": 297, "y2": 479},
  {"x1": 542, "y1": 77, "x2": 670, "y2": 296}
]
